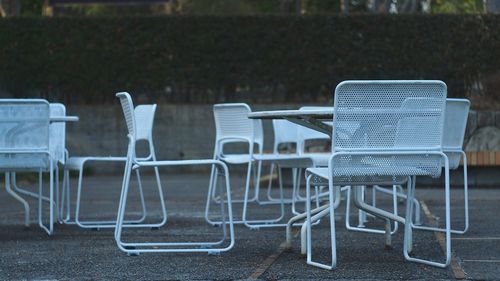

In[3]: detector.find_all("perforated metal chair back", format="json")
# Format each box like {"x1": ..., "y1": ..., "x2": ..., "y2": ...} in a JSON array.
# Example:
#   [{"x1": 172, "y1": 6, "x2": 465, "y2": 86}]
[
  {"x1": 213, "y1": 103, "x2": 255, "y2": 144},
  {"x1": 331, "y1": 80, "x2": 447, "y2": 180},
  {"x1": 272, "y1": 119, "x2": 299, "y2": 153},
  {"x1": 443, "y1": 98, "x2": 470, "y2": 169},
  {"x1": 116, "y1": 92, "x2": 136, "y2": 141},
  {"x1": 0, "y1": 99, "x2": 51, "y2": 170},
  {"x1": 50, "y1": 103, "x2": 66, "y2": 165},
  {"x1": 116, "y1": 92, "x2": 157, "y2": 148}
]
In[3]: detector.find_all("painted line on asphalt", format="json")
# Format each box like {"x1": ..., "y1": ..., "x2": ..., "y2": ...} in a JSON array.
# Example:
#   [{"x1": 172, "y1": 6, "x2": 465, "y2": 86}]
[
  {"x1": 247, "y1": 229, "x2": 300, "y2": 280},
  {"x1": 420, "y1": 200, "x2": 466, "y2": 280},
  {"x1": 452, "y1": 237, "x2": 500, "y2": 240},
  {"x1": 462, "y1": 259, "x2": 500, "y2": 263}
]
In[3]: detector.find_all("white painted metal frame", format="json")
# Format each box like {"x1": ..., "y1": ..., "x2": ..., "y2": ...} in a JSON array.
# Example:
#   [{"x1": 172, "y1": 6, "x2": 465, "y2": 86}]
[
  {"x1": 211, "y1": 104, "x2": 322, "y2": 229},
  {"x1": 303, "y1": 80, "x2": 451, "y2": 270},
  {"x1": 260, "y1": 119, "x2": 322, "y2": 216},
  {"x1": 0, "y1": 99, "x2": 55, "y2": 235},
  {"x1": 411, "y1": 98, "x2": 470, "y2": 234},
  {"x1": 11, "y1": 103, "x2": 68, "y2": 224},
  {"x1": 208, "y1": 103, "x2": 284, "y2": 226},
  {"x1": 62, "y1": 104, "x2": 167, "y2": 230},
  {"x1": 114, "y1": 92, "x2": 234, "y2": 254}
]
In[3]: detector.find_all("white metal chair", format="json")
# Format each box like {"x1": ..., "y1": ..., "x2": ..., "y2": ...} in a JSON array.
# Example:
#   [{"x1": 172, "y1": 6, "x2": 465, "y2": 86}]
[
  {"x1": 263, "y1": 119, "x2": 302, "y2": 205},
  {"x1": 0, "y1": 99, "x2": 56, "y2": 235},
  {"x1": 411, "y1": 98, "x2": 470, "y2": 233},
  {"x1": 209, "y1": 103, "x2": 263, "y2": 200},
  {"x1": 206, "y1": 103, "x2": 264, "y2": 225},
  {"x1": 208, "y1": 103, "x2": 315, "y2": 228},
  {"x1": 304, "y1": 80, "x2": 450, "y2": 270},
  {"x1": 62, "y1": 104, "x2": 167, "y2": 229},
  {"x1": 370, "y1": 98, "x2": 470, "y2": 235},
  {"x1": 114, "y1": 92, "x2": 234, "y2": 255}
]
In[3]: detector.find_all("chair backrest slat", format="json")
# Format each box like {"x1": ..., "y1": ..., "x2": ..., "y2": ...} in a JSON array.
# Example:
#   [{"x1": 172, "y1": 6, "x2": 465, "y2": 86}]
[
  {"x1": 213, "y1": 103, "x2": 253, "y2": 141},
  {"x1": 333, "y1": 80, "x2": 447, "y2": 152},
  {"x1": 116, "y1": 92, "x2": 136, "y2": 140},
  {"x1": 443, "y1": 98, "x2": 470, "y2": 169}
]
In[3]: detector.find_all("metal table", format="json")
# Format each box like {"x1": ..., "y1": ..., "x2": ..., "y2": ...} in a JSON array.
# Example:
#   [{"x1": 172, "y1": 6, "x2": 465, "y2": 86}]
[
  {"x1": 248, "y1": 109, "x2": 407, "y2": 252},
  {"x1": 248, "y1": 109, "x2": 333, "y2": 137}
]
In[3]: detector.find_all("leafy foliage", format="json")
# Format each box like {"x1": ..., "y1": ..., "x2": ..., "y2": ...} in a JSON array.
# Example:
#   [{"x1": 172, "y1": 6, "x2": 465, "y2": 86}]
[
  {"x1": 432, "y1": 0, "x2": 484, "y2": 13},
  {"x1": 0, "y1": 15, "x2": 498, "y2": 104}
]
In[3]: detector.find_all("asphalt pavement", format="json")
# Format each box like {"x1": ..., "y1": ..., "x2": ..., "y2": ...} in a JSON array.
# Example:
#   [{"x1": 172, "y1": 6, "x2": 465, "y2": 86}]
[{"x1": 0, "y1": 171, "x2": 499, "y2": 280}]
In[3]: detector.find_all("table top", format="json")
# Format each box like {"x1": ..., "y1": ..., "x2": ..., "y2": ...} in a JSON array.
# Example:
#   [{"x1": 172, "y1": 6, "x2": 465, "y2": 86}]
[
  {"x1": 50, "y1": 116, "x2": 79, "y2": 122},
  {"x1": 248, "y1": 109, "x2": 333, "y2": 120}
]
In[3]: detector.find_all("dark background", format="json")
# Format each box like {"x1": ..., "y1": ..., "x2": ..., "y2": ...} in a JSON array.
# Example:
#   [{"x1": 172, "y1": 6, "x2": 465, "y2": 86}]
[{"x1": 0, "y1": 15, "x2": 499, "y2": 107}]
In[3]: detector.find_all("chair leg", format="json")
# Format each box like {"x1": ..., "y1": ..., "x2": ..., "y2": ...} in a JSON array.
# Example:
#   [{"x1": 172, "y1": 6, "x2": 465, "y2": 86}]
[
  {"x1": 345, "y1": 186, "x2": 398, "y2": 235},
  {"x1": 114, "y1": 159, "x2": 133, "y2": 250},
  {"x1": 243, "y1": 162, "x2": 286, "y2": 229},
  {"x1": 134, "y1": 169, "x2": 147, "y2": 223},
  {"x1": 305, "y1": 174, "x2": 337, "y2": 270},
  {"x1": 4, "y1": 173, "x2": 30, "y2": 227},
  {"x1": 11, "y1": 172, "x2": 51, "y2": 202},
  {"x1": 38, "y1": 164, "x2": 55, "y2": 235},
  {"x1": 404, "y1": 163, "x2": 452, "y2": 268},
  {"x1": 60, "y1": 169, "x2": 72, "y2": 223},
  {"x1": 266, "y1": 164, "x2": 276, "y2": 201},
  {"x1": 74, "y1": 164, "x2": 161, "y2": 229},
  {"x1": 116, "y1": 163, "x2": 235, "y2": 254},
  {"x1": 252, "y1": 160, "x2": 262, "y2": 203},
  {"x1": 461, "y1": 151, "x2": 469, "y2": 233},
  {"x1": 152, "y1": 164, "x2": 168, "y2": 227},
  {"x1": 264, "y1": 165, "x2": 296, "y2": 205}
]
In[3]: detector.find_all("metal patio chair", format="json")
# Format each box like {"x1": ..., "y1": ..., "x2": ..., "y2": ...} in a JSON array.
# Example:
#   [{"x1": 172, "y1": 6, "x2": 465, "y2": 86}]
[
  {"x1": 114, "y1": 92, "x2": 234, "y2": 255},
  {"x1": 370, "y1": 98, "x2": 471, "y2": 235},
  {"x1": 206, "y1": 103, "x2": 265, "y2": 225},
  {"x1": 263, "y1": 119, "x2": 301, "y2": 205},
  {"x1": 411, "y1": 98, "x2": 470, "y2": 233},
  {"x1": 62, "y1": 103, "x2": 166, "y2": 229},
  {"x1": 303, "y1": 80, "x2": 450, "y2": 270},
  {"x1": 209, "y1": 103, "x2": 315, "y2": 228},
  {"x1": 0, "y1": 99, "x2": 56, "y2": 234},
  {"x1": 208, "y1": 103, "x2": 263, "y2": 203}
]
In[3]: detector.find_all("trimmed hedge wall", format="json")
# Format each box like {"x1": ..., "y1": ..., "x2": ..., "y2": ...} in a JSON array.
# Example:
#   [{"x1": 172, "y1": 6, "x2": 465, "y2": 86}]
[{"x1": 0, "y1": 15, "x2": 499, "y2": 104}]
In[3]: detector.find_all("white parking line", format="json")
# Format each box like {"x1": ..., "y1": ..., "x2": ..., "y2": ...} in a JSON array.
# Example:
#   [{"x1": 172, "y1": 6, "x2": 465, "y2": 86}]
[
  {"x1": 462, "y1": 259, "x2": 500, "y2": 263},
  {"x1": 452, "y1": 237, "x2": 500, "y2": 240}
]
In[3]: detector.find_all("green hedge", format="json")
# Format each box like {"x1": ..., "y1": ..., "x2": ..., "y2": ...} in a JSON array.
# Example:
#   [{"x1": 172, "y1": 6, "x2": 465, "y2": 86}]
[{"x1": 0, "y1": 15, "x2": 499, "y2": 104}]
